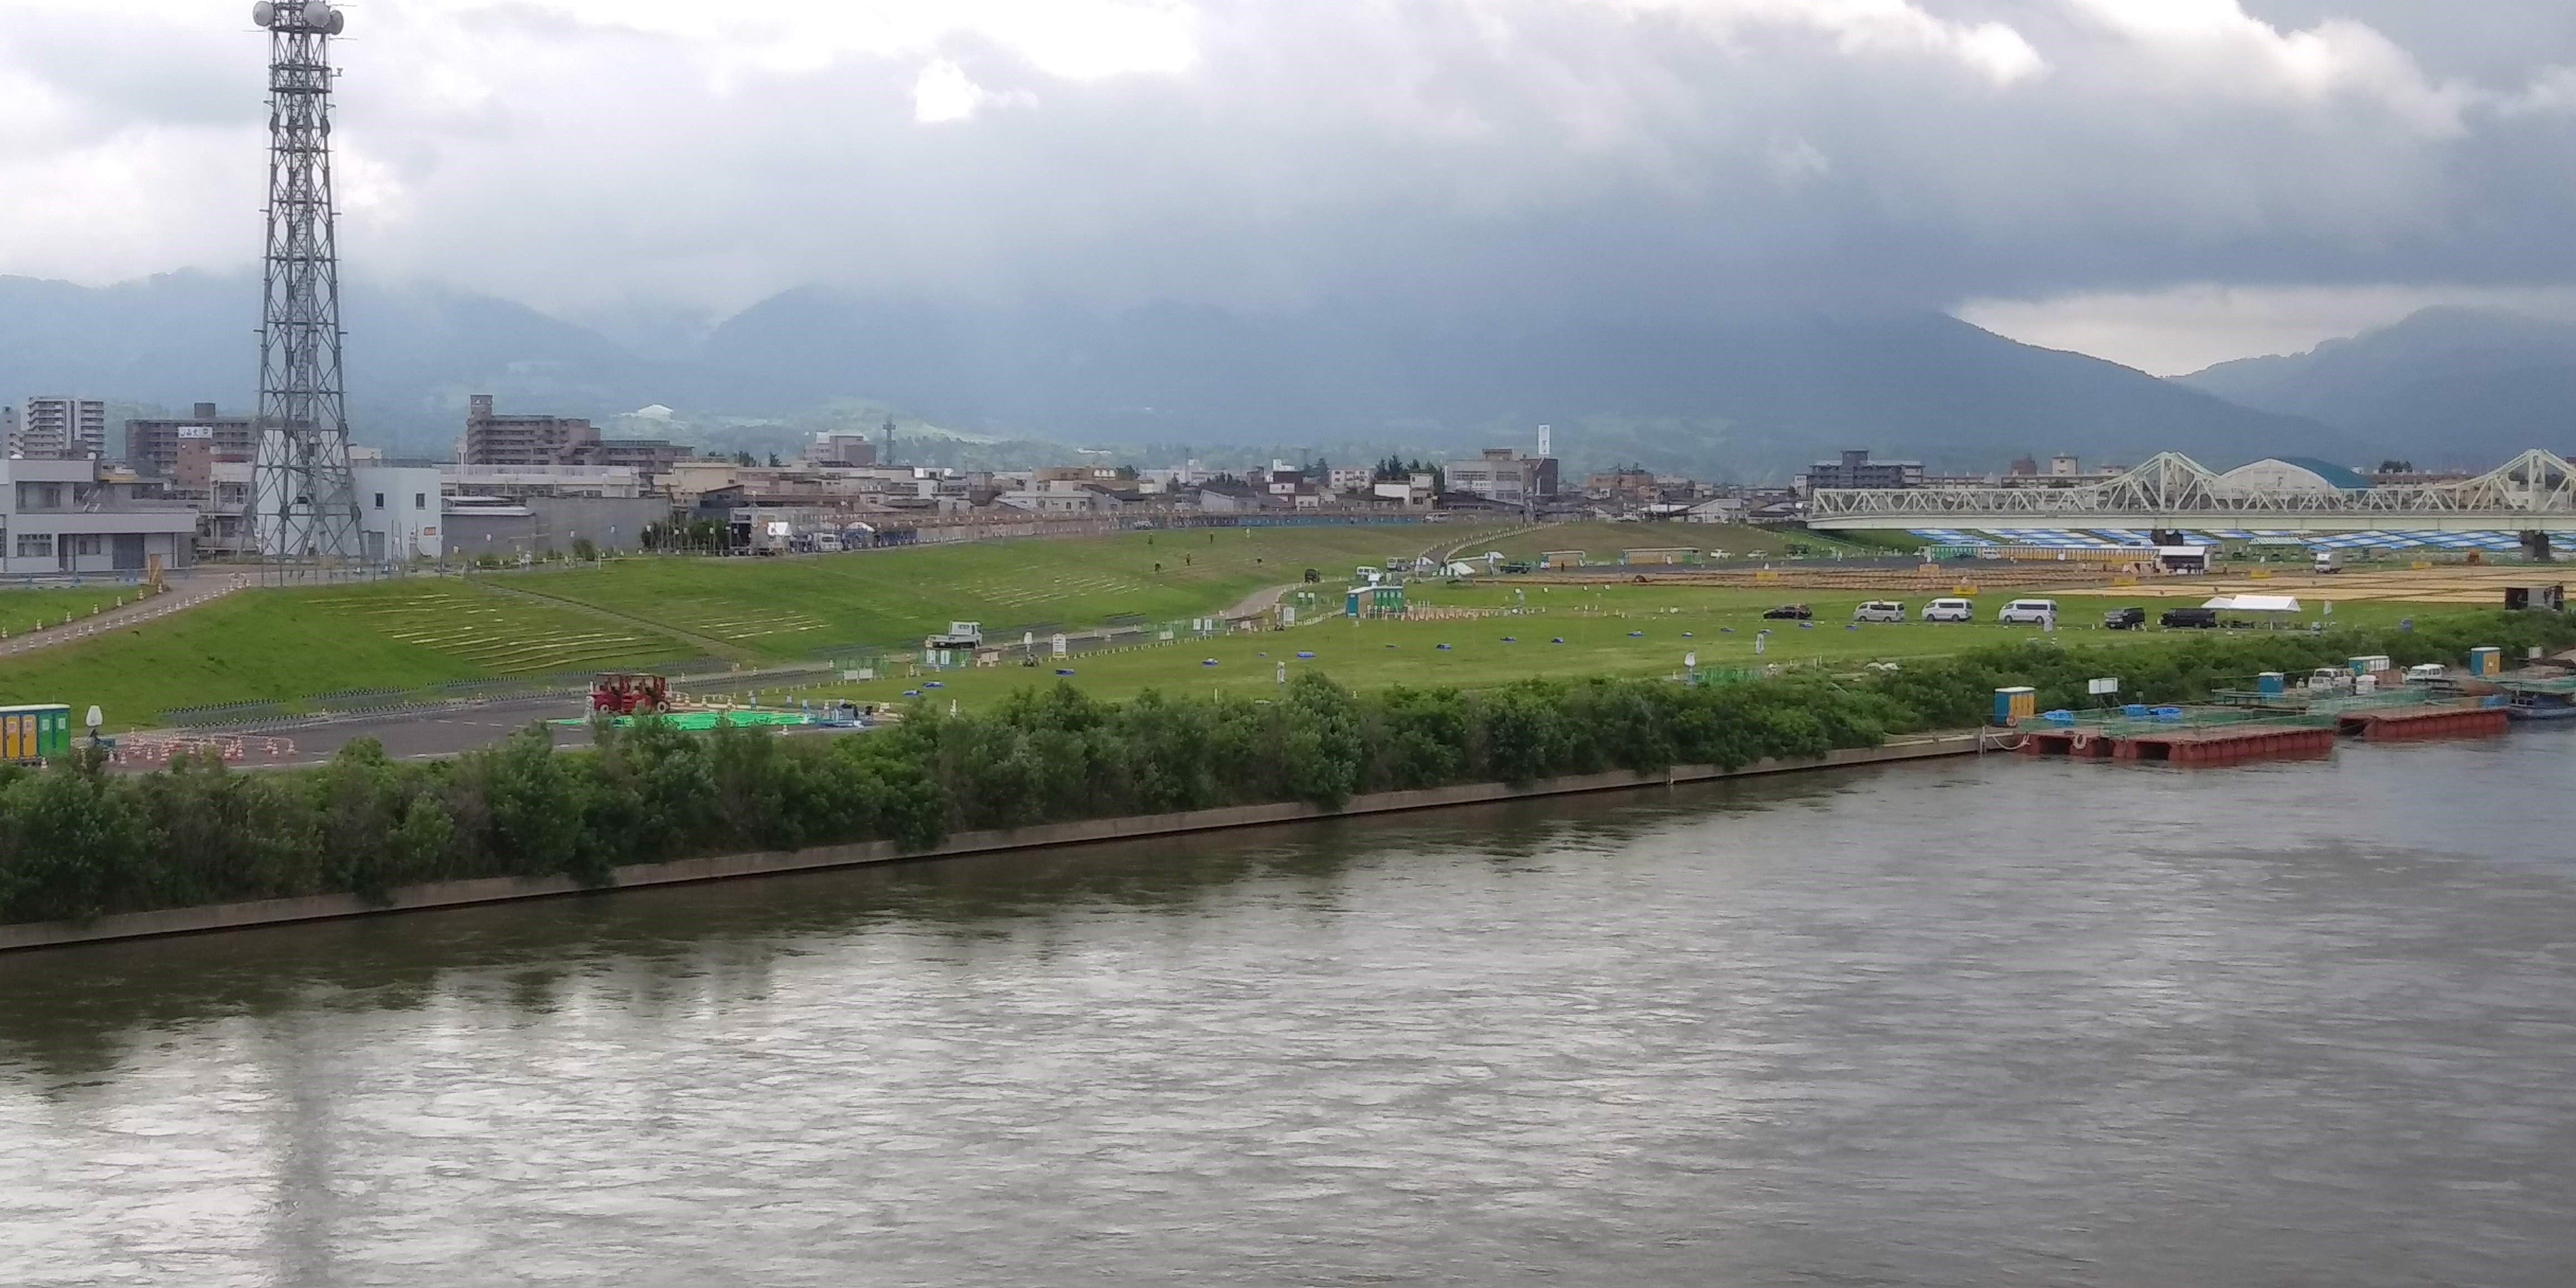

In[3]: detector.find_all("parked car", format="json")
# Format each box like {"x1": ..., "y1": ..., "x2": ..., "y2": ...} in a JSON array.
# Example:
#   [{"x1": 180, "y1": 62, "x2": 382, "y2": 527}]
[
  {"x1": 1997, "y1": 598, "x2": 2060, "y2": 626},
  {"x1": 1761, "y1": 603, "x2": 1813, "y2": 620},
  {"x1": 2102, "y1": 606, "x2": 2146, "y2": 630},
  {"x1": 1852, "y1": 600, "x2": 1905, "y2": 623},
  {"x1": 2161, "y1": 606, "x2": 2220, "y2": 628},
  {"x1": 1921, "y1": 597, "x2": 1975, "y2": 623}
]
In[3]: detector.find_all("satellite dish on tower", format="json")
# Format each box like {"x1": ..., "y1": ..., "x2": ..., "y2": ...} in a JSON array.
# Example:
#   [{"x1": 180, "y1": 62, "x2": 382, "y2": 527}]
[
  {"x1": 326, "y1": 9, "x2": 344, "y2": 33},
  {"x1": 303, "y1": 1, "x2": 333, "y2": 30},
  {"x1": 251, "y1": 1, "x2": 274, "y2": 26}
]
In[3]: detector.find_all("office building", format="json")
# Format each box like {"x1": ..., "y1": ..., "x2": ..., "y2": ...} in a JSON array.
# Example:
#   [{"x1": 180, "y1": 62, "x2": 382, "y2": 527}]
[{"x1": 127, "y1": 403, "x2": 258, "y2": 476}]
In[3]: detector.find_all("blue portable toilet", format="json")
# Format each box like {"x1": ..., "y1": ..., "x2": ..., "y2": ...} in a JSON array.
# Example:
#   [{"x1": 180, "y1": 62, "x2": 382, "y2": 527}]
[
  {"x1": 2257, "y1": 671, "x2": 2285, "y2": 696},
  {"x1": 1993, "y1": 686, "x2": 2036, "y2": 726}
]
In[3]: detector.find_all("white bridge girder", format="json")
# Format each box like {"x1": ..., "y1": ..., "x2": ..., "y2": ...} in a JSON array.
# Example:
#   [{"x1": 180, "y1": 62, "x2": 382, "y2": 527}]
[{"x1": 1807, "y1": 449, "x2": 2576, "y2": 534}]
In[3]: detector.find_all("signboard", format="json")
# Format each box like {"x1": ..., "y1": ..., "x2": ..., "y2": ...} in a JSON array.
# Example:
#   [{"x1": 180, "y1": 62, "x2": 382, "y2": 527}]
[
  {"x1": 2086, "y1": 677, "x2": 2120, "y2": 696},
  {"x1": 176, "y1": 426, "x2": 215, "y2": 440},
  {"x1": 1051, "y1": 633, "x2": 1068, "y2": 658}
]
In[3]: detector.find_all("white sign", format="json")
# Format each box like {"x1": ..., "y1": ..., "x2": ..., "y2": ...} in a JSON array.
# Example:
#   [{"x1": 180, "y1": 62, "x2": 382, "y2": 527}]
[
  {"x1": 1280, "y1": 605, "x2": 1296, "y2": 626},
  {"x1": 1051, "y1": 633, "x2": 1068, "y2": 657},
  {"x1": 176, "y1": 426, "x2": 214, "y2": 440},
  {"x1": 2086, "y1": 677, "x2": 2120, "y2": 696},
  {"x1": 1684, "y1": 651, "x2": 1697, "y2": 668}
]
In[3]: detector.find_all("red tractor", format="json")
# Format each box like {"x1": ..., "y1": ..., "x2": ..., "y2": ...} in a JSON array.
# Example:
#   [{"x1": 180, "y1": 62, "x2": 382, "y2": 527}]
[{"x1": 590, "y1": 672, "x2": 670, "y2": 717}]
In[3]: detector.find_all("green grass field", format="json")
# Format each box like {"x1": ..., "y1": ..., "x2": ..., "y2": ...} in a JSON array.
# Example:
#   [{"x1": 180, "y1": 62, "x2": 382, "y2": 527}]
[
  {"x1": 0, "y1": 523, "x2": 2477, "y2": 731},
  {"x1": 507, "y1": 524, "x2": 1517, "y2": 658},
  {"x1": 0, "y1": 580, "x2": 700, "y2": 728},
  {"x1": 0, "y1": 586, "x2": 171, "y2": 638},
  {"x1": 764, "y1": 582, "x2": 2456, "y2": 715},
  {"x1": 1464, "y1": 521, "x2": 1832, "y2": 566}
]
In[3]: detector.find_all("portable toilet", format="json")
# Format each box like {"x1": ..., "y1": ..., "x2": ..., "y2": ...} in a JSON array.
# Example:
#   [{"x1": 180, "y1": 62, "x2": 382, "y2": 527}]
[
  {"x1": 2468, "y1": 646, "x2": 2503, "y2": 677},
  {"x1": 2348, "y1": 655, "x2": 2391, "y2": 676},
  {"x1": 2256, "y1": 671, "x2": 2285, "y2": 696},
  {"x1": 0, "y1": 703, "x2": 71, "y2": 762},
  {"x1": 1345, "y1": 588, "x2": 1363, "y2": 617},
  {"x1": 1993, "y1": 686, "x2": 2036, "y2": 726}
]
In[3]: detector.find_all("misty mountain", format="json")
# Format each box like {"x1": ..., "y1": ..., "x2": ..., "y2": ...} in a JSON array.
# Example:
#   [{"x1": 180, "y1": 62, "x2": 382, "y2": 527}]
[
  {"x1": 0, "y1": 271, "x2": 667, "y2": 456},
  {"x1": 2175, "y1": 308, "x2": 2576, "y2": 466},
  {"x1": 0, "y1": 271, "x2": 2357, "y2": 476},
  {"x1": 700, "y1": 291, "x2": 2356, "y2": 478}
]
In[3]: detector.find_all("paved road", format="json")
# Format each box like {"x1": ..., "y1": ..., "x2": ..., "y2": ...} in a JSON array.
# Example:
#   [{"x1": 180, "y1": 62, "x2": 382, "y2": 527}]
[{"x1": 0, "y1": 571, "x2": 255, "y2": 659}]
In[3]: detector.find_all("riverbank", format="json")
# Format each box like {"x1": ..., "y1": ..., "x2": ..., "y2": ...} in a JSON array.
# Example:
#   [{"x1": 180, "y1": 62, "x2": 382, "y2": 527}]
[{"x1": 0, "y1": 732, "x2": 1981, "y2": 952}]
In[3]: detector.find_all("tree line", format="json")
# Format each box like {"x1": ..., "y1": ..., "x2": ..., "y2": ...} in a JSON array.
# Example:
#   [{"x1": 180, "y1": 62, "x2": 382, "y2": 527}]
[{"x1": 2, "y1": 611, "x2": 2568, "y2": 927}]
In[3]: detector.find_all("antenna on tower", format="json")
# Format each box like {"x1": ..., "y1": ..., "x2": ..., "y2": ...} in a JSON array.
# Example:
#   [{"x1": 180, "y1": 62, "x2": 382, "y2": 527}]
[{"x1": 250, "y1": 0, "x2": 362, "y2": 562}]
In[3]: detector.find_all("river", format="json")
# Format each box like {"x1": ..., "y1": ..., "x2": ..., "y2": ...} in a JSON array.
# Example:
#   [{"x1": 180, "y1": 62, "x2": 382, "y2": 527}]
[{"x1": 5, "y1": 732, "x2": 2574, "y2": 1286}]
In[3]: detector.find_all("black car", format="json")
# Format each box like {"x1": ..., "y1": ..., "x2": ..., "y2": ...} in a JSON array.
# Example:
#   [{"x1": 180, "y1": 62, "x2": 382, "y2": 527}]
[
  {"x1": 2103, "y1": 606, "x2": 2146, "y2": 630},
  {"x1": 2160, "y1": 606, "x2": 2220, "y2": 629},
  {"x1": 1762, "y1": 603, "x2": 1814, "y2": 620}
]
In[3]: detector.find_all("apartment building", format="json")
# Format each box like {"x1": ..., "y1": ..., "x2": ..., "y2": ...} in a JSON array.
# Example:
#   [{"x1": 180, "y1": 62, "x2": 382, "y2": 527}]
[{"x1": 12, "y1": 396, "x2": 107, "y2": 459}]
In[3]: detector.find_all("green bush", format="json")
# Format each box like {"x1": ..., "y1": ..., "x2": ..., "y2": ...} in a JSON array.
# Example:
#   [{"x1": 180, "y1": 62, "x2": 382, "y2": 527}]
[{"x1": 3, "y1": 611, "x2": 2569, "y2": 926}]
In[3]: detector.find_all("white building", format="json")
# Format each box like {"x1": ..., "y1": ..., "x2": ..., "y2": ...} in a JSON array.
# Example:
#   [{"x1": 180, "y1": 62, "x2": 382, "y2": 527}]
[
  {"x1": 0, "y1": 458, "x2": 197, "y2": 575},
  {"x1": 354, "y1": 464, "x2": 445, "y2": 561},
  {"x1": 12, "y1": 397, "x2": 107, "y2": 459}
]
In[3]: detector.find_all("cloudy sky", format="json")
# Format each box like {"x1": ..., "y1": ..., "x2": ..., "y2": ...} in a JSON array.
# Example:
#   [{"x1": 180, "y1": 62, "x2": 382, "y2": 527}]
[{"x1": 1, "y1": 0, "x2": 2571, "y2": 373}]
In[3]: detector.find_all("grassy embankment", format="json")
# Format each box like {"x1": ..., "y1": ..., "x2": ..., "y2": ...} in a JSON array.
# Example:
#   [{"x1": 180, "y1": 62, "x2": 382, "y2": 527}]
[
  {"x1": 0, "y1": 520, "x2": 2481, "y2": 727},
  {"x1": 0, "y1": 587, "x2": 177, "y2": 638},
  {"x1": 0, "y1": 526, "x2": 1506, "y2": 726},
  {"x1": 517, "y1": 523, "x2": 1518, "y2": 660},
  {"x1": 0, "y1": 581, "x2": 699, "y2": 728}
]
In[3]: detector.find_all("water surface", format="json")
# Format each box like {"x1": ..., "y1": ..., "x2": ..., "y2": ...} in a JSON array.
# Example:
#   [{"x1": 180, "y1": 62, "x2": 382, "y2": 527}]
[{"x1": 6, "y1": 733, "x2": 2574, "y2": 1286}]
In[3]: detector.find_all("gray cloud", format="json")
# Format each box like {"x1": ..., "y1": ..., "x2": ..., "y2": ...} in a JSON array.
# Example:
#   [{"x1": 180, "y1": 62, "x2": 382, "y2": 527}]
[{"x1": 0, "y1": 0, "x2": 2569, "y2": 341}]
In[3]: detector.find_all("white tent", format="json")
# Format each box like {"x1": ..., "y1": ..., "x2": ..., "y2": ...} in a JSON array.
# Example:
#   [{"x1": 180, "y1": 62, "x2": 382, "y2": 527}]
[{"x1": 2203, "y1": 594, "x2": 2302, "y2": 612}]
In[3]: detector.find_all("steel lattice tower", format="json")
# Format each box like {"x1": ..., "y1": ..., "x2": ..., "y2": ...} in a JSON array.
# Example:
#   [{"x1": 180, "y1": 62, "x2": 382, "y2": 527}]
[{"x1": 251, "y1": 0, "x2": 361, "y2": 560}]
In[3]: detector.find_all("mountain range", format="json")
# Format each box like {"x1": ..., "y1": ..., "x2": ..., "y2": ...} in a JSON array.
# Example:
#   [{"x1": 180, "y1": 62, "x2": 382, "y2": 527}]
[
  {"x1": 2175, "y1": 307, "x2": 2576, "y2": 466},
  {"x1": 12, "y1": 270, "x2": 2559, "y2": 478}
]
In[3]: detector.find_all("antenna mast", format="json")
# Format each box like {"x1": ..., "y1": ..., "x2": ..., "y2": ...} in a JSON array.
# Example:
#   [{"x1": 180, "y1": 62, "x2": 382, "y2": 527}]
[{"x1": 250, "y1": 0, "x2": 362, "y2": 560}]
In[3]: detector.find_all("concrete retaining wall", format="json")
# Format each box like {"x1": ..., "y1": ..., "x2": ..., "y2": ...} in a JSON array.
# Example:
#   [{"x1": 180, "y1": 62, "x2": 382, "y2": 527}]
[{"x1": 0, "y1": 733, "x2": 1983, "y2": 953}]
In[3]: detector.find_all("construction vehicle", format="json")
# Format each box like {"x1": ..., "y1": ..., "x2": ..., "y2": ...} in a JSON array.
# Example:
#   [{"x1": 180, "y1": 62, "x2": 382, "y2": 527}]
[{"x1": 591, "y1": 672, "x2": 670, "y2": 716}]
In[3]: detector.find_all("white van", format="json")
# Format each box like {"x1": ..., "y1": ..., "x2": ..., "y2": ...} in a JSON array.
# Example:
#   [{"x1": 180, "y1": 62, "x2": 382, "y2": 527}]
[
  {"x1": 1923, "y1": 597, "x2": 1975, "y2": 623},
  {"x1": 1997, "y1": 598, "x2": 2059, "y2": 625},
  {"x1": 1853, "y1": 600, "x2": 1905, "y2": 623}
]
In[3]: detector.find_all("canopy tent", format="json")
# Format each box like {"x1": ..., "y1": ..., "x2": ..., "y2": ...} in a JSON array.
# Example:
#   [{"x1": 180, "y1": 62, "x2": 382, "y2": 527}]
[{"x1": 2203, "y1": 594, "x2": 2302, "y2": 613}]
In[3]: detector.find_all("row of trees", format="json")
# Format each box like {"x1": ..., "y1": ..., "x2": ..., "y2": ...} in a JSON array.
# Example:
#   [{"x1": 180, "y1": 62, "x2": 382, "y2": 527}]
[{"x1": 3, "y1": 611, "x2": 2569, "y2": 927}]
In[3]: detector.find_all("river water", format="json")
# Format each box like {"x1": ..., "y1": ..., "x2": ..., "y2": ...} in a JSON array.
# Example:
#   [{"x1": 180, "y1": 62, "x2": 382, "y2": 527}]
[{"x1": 5, "y1": 732, "x2": 2574, "y2": 1286}]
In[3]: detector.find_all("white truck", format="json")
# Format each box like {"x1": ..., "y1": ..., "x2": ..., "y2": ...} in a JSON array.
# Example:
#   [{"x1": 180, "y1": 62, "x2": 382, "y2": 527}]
[
  {"x1": 2313, "y1": 550, "x2": 2342, "y2": 574},
  {"x1": 924, "y1": 621, "x2": 983, "y2": 649}
]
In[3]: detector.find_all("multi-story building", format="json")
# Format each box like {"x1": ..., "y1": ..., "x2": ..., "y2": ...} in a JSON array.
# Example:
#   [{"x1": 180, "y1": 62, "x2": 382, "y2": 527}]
[
  {"x1": 461, "y1": 394, "x2": 688, "y2": 481},
  {"x1": 0, "y1": 457, "x2": 198, "y2": 573},
  {"x1": 1445, "y1": 448, "x2": 1560, "y2": 506},
  {"x1": 1796, "y1": 449, "x2": 1923, "y2": 494},
  {"x1": 13, "y1": 397, "x2": 107, "y2": 459},
  {"x1": 802, "y1": 432, "x2": 879, "y2": 467},
  {"x1": 125, "y1": 403, "x2": 258, "y2": 476}
]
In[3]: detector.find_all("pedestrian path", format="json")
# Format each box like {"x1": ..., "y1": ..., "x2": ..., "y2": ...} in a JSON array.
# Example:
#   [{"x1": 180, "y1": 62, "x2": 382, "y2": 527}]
[{"x1": 0, "y1": 571, "x2": 257, "y2": 660}]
